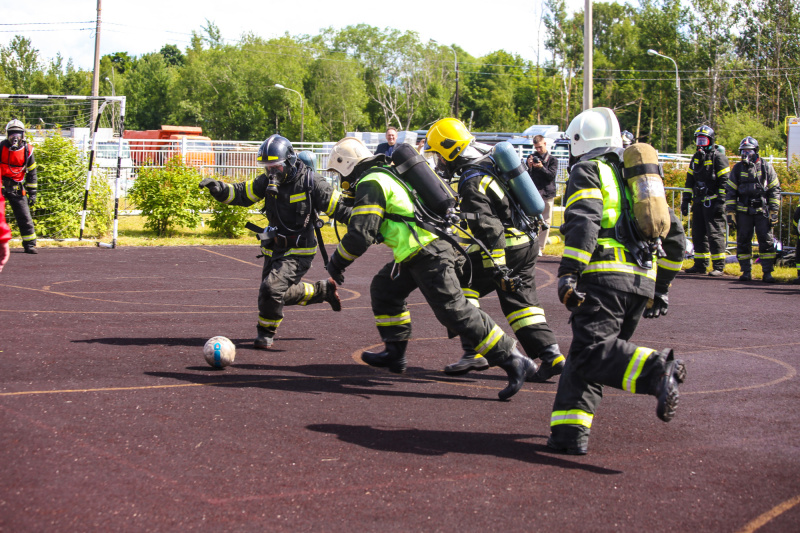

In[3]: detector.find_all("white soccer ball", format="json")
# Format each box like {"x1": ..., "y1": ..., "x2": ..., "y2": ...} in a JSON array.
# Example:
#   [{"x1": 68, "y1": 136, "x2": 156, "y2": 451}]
[{"x1": 204, "y1": 336, "x2": 236, "y2": 368}]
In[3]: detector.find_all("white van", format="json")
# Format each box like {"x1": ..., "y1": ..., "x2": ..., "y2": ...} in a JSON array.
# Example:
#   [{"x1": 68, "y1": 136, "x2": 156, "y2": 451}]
[{"x1": 94, "y1": 140, "x2": 134, "y2": 194}]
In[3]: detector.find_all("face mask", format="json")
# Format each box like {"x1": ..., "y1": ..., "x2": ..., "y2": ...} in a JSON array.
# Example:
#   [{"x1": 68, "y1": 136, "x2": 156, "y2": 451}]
[
  {"x1": 740, "y1": 150, "x2": 758, "y2": 164},
  {"x1": 696, "y1": 136, "x2": 711, "y2": 149},
  {"x1": 8, "y1": 133, "x2": 23, "y2": 148}
]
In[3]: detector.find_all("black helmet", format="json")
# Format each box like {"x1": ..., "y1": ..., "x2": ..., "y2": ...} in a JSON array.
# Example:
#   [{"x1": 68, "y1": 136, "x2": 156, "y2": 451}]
[
  {"x1": 694, "y1": 125, "x2": 715, "y2": 151},
  {"x1": 257, "y1": 134, "x2": 297, "y2": 183},
  {"x1": 739, "y1": 136, "x2": 759, "y2": 164}
]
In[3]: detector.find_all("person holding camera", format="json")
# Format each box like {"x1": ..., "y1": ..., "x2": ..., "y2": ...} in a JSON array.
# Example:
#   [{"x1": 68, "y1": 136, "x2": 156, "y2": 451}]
[
  {"x1": 725, "y1": 136, "x2": 781, "y2": 282},
  {"x1": 527, "y1": 135, "x2": 559, "y2": 256}
]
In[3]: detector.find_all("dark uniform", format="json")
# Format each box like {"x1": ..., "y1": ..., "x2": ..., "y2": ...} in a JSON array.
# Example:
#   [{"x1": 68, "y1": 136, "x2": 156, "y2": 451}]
[
  {"x1": 328, "y1": 163, "x2": 534, "y2": 401},
  {"x1": 682, "y1": 147, "x2": 730, "y2": 273},
  {"x1": 0, "y1": 138, "x2": 38, "y2": 252},
  {"x1": 792, "y1": 206, "x2": 800, "y2": 283},
  {"x1": 550, "y1": 147, "x2": 686, "y2": 455},
  {"x1": 448, "y1": 161, "x2": 563, "y2": 379},
  {"x1": 204, "y1": 160, "x2": 350, "y2": 345},
  {"x1": 725, "y1": 158, "x2": 781, "y2": 281}
]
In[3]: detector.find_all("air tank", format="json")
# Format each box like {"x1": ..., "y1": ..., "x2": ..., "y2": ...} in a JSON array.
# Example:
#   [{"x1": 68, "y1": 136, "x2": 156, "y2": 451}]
[{"x1": 492, "y1": 141, "x2": 545, "y2": 216}]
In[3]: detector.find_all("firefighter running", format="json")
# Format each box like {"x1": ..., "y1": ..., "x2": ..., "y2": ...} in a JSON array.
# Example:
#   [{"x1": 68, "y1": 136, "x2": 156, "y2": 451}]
[
  {"x1": 423, "y1": 118, "x2": 565, "y2": 382},
  {"x1": 324, "y1": 137, "x2": 537, "y2": 401},
  {"x1": 199, "y1": 135, "x2": 350, "y2": 349},
  {"x1": 549, "y1": 107, "x2": 687, "y2": 455},
  {"x1": 0, "y1": 119, "x2": 38, "y2": 254},
  {"x1": 725, "y1": 136, "x2": 781, "y2": 282}
]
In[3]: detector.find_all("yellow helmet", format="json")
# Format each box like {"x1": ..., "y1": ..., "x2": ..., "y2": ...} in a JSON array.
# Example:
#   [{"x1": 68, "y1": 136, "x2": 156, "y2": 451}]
[{"x1": 424, "y1": 118, "x2": 474, "y2": 161}]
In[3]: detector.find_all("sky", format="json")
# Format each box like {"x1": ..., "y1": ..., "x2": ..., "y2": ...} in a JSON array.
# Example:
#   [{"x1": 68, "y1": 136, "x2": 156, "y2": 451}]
[{"x1": 3, "y1": 0, "x2": 587, "y2": 72}]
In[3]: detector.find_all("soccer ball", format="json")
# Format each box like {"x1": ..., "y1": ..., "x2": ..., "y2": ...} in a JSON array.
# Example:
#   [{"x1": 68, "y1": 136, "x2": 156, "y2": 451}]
[{"x1": 204, "y1": 336, "x2": 236, "y2": 368}]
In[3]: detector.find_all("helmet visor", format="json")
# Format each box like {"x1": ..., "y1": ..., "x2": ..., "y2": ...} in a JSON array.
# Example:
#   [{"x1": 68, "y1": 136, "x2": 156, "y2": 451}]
[
  {"x1": 261, "y1": 160, "x2": 287, "y2": 181},
  {"x1": 7, "y1": 132, "x2": 22, "y2": 148},
  {"x1": 696, "y1": 135, "x2": 711, "y2": 148}
]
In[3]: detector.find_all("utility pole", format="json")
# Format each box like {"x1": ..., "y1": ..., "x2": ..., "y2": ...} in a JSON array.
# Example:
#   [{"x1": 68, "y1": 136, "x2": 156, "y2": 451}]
[
  {"x1": 583, "y1": 0, "x2": 593, "y2": 110},
  {"x1": 90, "y1": 0, "x2": 102, "y2": 127}
]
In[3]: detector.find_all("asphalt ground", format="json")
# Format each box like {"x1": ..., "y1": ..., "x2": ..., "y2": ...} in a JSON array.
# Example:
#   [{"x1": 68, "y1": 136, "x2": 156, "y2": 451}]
[{"x1": 1, "y1": 244, "x2": 799, "y2": 532}]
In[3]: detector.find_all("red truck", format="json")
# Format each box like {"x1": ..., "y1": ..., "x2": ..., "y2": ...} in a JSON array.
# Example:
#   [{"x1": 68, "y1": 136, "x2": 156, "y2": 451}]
[{"x1": 123, "y1": 125, "x2": 214, "y2": 171}]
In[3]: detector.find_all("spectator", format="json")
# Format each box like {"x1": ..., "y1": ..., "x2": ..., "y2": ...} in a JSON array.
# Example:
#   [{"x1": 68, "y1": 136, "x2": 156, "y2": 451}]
[
  {"x1": 527, "y1": 135, "x2": 559, "y2": 256},
  {"x1": 374, "y1": 127, "x2": 398, "y2": 157}
]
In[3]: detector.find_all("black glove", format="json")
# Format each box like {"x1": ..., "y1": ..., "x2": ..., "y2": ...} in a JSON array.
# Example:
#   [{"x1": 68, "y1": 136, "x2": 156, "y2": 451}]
[
  {"x1": 680, "y1": 202, "x2": 689, "y2": 217},
  {"x1": 199, "y1": 178, "x2": 227, "y2": 201},
  {"x1": 557, "y1": 274, "x2": 585, "y2": 312},
  {"x1": 643, "y1": 292, "x2": 669, "y2": 319},
  {"x1": 726, "y1": 213, "x2": 736, "y2": 231},
  {"x1": 326, "y1": 257, "x2": 346, "y2": 285},
  {"x1": 769, "y1": 212, "x2": 778, "y2": 228},
  {"x1": 27, "y1": 191, "x2": 36, "y2": 207},
  {"x1": 493, "y1": 265, "x2": 521, "y2": 292}
]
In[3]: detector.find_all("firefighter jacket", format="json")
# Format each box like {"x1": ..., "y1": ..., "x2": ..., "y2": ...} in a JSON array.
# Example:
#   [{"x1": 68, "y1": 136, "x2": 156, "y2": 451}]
[
  {"x1": 682, "y1": 148, "x2": 730, "y2": 205},
  {"x1": 331, "y1": 166, "x2": 438, "y2": 266},
  {"x1": 558, "y1": 151, "x2": 685, "y2": 296},
  {"x1": 0, "y1": 140, "x2": 37, "y2": 194},
  {"x1": 219, "y1": 161, "x2": 350, "y2": 258},
  {"x1": 725, "y1": 159, "x2": 780, "y2": 216},
  {"x1": 0, "y1": 192, "x2": 11, "y2": 245},
  {"x1": 456, "y1": 162, "x2": 530, "y2": 268}
]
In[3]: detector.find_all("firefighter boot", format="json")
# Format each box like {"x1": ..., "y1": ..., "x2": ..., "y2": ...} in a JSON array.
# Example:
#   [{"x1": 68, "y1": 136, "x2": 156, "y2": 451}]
[
  {"x1": 709, "y1": 260, "x2": 725, "y2": 277},
  {"x1": 361, "y1": 340, "x2": 408, "y2": 374},
  {"x1": 529, "y1": 344, "x2": 565, "y2": 383},
  {"x1": 443, "y1": 351, "x2": 490, "y2": 376},
  {"x1": 547, "y1": 424, "x2": 589, "y2": 455},
  {"x1": 684, "y1": 263, "x2": 706, "y2": 274},
  {"x1": 23, "y1": 243, "x2": 38, "y2": 254},
  {"x1": 654, "y1": 349, "x2": 686, "y2": 422},
  {"x1": 324, "y1": 278, "x2": 342, "y2": 311},
  {"x1": 254, "y1": 335, "x2": 274, "y2": 349},
  {"x1": 739, "y1": 270, "x2": 752, "y2": 281},
  {"x1": 494, "y1": 345, "x2": 538, "y2": 401}
]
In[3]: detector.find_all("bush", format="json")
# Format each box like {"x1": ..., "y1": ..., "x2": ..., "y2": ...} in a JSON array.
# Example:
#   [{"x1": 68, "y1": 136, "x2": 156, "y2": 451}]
[
  {"x1": 205, "y1": 184, "x2": 253, "y2": 238},
  {"x1": 31, "y1": 134, "x2": 112, "y2": 239},
  {"x1": 128, "y1": 155, "x2": 205, "y2": 236}
]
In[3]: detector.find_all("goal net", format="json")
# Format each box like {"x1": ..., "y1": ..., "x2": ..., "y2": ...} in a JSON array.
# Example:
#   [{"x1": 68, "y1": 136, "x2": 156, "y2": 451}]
[{"x1": 0, "y1": 94, "x2": 126, "y2": 247}]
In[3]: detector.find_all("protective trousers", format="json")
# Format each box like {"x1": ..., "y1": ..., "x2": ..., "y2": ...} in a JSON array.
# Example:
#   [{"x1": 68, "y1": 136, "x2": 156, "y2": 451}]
[
  {"x1": 690, "y1": 200, "x2": 726, "y2": 270},
  {"x1": 1, "y1": 178, "x2": 36, "y2": 248},
  {"x1": 549, "y1": 283, "x2": 666, "y2": 448},
  {"x1": 369, "y1": 239, "x2": 516, "y2": 364},
  {"x1": 459, "y1": 241, "x2": 559, "y2": 364},
  {"x1": 736, "y1": 212, "x2": 775, "y2": 275},
  {"x1": 256, "y1": 253, "x2": 329, "y2": 337}
]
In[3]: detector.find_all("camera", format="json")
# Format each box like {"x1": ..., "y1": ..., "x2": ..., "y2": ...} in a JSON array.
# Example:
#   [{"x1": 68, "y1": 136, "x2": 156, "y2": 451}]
[{"x1": 530, "y1": 155, "x2": 542, "y2": 164}]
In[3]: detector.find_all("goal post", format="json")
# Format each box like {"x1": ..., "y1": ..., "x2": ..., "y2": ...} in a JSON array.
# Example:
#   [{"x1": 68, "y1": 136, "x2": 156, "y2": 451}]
[{"x1": 0, "y1": 94, "x2": 126, "y2": 247}]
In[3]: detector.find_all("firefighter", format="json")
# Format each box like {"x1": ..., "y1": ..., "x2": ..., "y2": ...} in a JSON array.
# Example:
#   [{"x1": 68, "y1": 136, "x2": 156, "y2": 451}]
[
  {"x1": 199, "y1": 135, "x2": 350, "y2": 349},
  {"x1": 549, "y1": 107, "x2": 687, "y2": 455},
  {"x1": 0, "y1": 187, "x2": 11, "y2": 273},
  {"x1": 324, "y1": 137, "x2": 536, "y2": 401},
  {"x1": 681, "y1": 125, "x2": 730, "y2": 276},
  {"x1": 423, "y1": 118, "x2": 565, "y2": 382},
  {"x1": 725, "y1": 136, "x2": 781, "y2": 283},
  {"x1": 0, "y1": 119, "x2": 38, "y2": 254}
]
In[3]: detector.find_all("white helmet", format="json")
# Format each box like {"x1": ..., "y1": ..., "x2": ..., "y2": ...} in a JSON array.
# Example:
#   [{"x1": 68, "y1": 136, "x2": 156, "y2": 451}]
[
  {"x1": 5, "y1": 119, "x2": 25, "y2": 135},
  {"x1": 326, "y1": 137, "x2": 372, "y2": 178},
  {"x1": 565, "y1": 107, "x2": 622, "y2": 157}
]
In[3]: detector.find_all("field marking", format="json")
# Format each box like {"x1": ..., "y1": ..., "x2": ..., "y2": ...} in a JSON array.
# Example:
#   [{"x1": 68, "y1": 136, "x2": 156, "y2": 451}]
[{"x1": 735, "y1": 493, "x2": 800, "y2": 533}]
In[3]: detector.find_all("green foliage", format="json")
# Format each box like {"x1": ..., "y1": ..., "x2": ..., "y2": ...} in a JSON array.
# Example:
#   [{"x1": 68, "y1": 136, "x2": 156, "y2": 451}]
[
  {"x1": 717, "y1": 110, "x2": 786, "y2": 154},
  {"x1": 31, "y1": 134, "x2": 111, "y2": 238},
  {"x1": 205, "y1": 184, "x2": 252, "y2": 238},
  {"x1": 128, "y1": 155, "x2": 205, "y2": 236}
]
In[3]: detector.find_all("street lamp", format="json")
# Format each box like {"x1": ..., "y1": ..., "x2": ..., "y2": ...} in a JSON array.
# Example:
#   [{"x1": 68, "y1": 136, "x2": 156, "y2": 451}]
[
  {"x1": 648, "y1": 49, "x2": 682, "y2": 153},
  {"x1": 274, "y1": 83, "x2": 304, "y2": 143},
  {"x1": 104, "y1": 76, "x2": 115, "y2": 96}
]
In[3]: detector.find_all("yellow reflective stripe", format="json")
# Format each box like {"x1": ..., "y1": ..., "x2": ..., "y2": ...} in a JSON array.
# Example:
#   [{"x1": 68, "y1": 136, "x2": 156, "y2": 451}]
[
  {"x1": 222, "y1": 184, "x2": 235, "y2": 204},
  {"x1": 738, "y1": 253, "x2": 752, "y2": 259},
  {"x1": 551, "y1": 409, "x2": 594, "y2": 428},
  {"x1": 657, "y1": 257, "x2": 683, "y2": 271},
  {"x1": 258, "y1": 316, "x2": 282, "y2": 328},
  {"x1": 481, "y1": 248, "x2": 506, "y2": 268},
  {"x1": 565, "y1": 188, "x2": 602, "y2": 209},
  {"x1": 290, "y1": 192, "x2": 307, "y2": 203},
  {"x1": 551, "y1": 355, "x2": 566, "y2": 367},
  {"x1": 25, "y1": 182, "x2": 37, "y2": 188},
  {"x1": 287, "y1": 246, "x2": 317, "y2": 256},
  {"x1": 352, "y1": 204, "x2": 385, "y2": 218},
  {"x1": 325, "y1": 189, "x2": 342, "y2": 216},
  {"x1": 260, "y1": 247, "x2": 273, "y2": 257},
  {"x1": 462, "y1": 288, "x2": 480, "y2": 299},
  {"x1": 694, "y1": 252, "x2": 710, "y2": 259},
  {"x1": 21, "y1": 233, "x2": 37, "y2": 241},
  {"x1": 507, "y1": 307, "x2": 546, "y2": 332},
  {"x1": 717, "y1": 166, "x2": 730, "y2": 177},
  {"x1": 245, "y1": 180, "x2": 259, "y2": 203},
  {"x1": 768, "y1": 178, "x2": 779, "y2": 189},
  {"x1": 622, "y1": 347, "x2": 654, "y2": 393},
  {"x1": 374, "y1": 311, "x2": 411, "y2": 327},
  {"x1": 27, "y1": 162, "x2": 37, "y2": 171},
  {"x1": 474, "y1": 325, "x2": 504, "y2": 357},
  {"x1": 710, "y1": 253, "x2": 726, "y2": 260},
  {"x1": 336, "y1": 242, "x2": 358, "y2": 262},
  {"x1": 704, "y1": 160, "x2": 712, "y2": 166},
  {"x1": 726, "y1": 179, "x2": 738, "y2": 190},
  {"x1": 298, "y1": 282, "x2": 315, "y2": 305},
  {"x1": 478, "y1": 176, "x2": 506, "y2": 199},
  {"x1": 505, "y1": 234, "x2": 530, "y2": 248},
  {"x1": 563, "y1": 246, "x2": 592, "y2": 264},
  {"x1": 584, "y1": 260, "x2": 657, "y2": 280}
]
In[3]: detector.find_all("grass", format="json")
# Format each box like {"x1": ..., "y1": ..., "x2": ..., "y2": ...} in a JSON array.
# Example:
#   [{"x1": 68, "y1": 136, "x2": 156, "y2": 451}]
[{"x1": 14, "y1": 214, "x2": 799, "y2": 283}]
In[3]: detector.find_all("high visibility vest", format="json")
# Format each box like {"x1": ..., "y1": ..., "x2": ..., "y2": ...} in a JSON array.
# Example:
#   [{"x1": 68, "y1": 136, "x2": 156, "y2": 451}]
[
  {"x1": 0, "y1": 143, "x2": 32, "y2": 182},
  {"x1": 358, "y1": 168, "x2": 437, "y2": 263}
]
